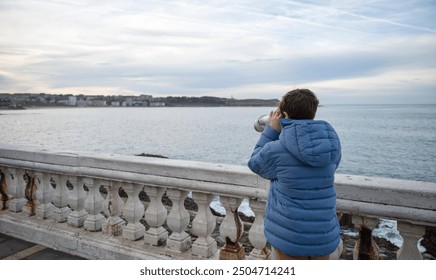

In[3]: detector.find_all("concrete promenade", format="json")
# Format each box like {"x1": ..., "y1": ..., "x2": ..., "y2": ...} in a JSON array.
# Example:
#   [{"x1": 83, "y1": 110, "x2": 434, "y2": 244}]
[{"x1": 0, "y1": 233, "x2": 84, "y2": 260}]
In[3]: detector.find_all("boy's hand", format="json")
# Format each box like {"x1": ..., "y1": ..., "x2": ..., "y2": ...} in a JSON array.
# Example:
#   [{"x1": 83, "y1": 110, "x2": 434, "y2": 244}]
[{"x1": 269, "y1": 108, "x2": 282, "y2": 132}]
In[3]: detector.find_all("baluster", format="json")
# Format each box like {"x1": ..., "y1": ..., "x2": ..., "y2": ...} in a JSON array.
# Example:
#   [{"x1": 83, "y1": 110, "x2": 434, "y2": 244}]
[
  {"x1": 143, "y1": 185, "x2": 168, "y2": 246},
  {"x1": 83, "y1": 178, "x2": 105, "y2": 231},
  {"x1": 166, "y1": 189, "x2": 191, "y2": 252},
  {"x1": 191, "y1": 192, "x2": 217, "y2": 258},
  {"x1": 352, "y1": 215, "x2": 379, "y2": 260},
  {"x1": 102, "y1": 181, "x2": 125, "y2": 236},
  {"x1": 247, "y1": 199, "x2": 270, "y2": 260},
  {"x1": 34, "y1": 171, "x2": 54, "y2": 219},
  {"x1": 68, "y1": 176, "x2": 88, "y2": 227},
  {"x1": 100, "y1": 183, "x2": 110, "y2": 218},
  {"x1": 8, "y1": 168, "x2": 26, "y2": 212},
  {"x1": 51, "y1": 174, "x2": 71, "y2": 222},
  {"x1": 122, "y1": 183, "x2": 145, "y2": 240},
  {"x1": 0, "y1": 169, "x2": 13, "y2": 210},
  {"x1": 23, "y1": 171, "x2": 37, "y2": 216},
  {"x1": 397, "y1": 222, "x2": 425, "y2": 260},
  {"x1": 219, "y1": 196, "x2": 244, "y2": 260}
]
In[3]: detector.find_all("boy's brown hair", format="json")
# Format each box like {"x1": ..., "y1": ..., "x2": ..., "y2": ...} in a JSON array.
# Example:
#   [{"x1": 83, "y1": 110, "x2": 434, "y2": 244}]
[{"x1": 279, "y1": 89, "x2": 319, "y2": 120}]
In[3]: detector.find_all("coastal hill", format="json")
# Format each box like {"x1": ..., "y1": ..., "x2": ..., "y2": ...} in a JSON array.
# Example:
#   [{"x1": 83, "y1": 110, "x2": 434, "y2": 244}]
[
  {"x1": 156, "y1": 96, "x2": 279, "y2": 107},
  {"x1": 0, "y1": 93, "x2": 278, "y2": 108}
]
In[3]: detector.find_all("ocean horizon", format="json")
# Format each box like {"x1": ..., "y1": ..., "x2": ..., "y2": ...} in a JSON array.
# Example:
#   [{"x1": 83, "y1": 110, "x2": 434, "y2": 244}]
[{"x1": 1, "y1": 104, "x2": 435, "y2": 183}]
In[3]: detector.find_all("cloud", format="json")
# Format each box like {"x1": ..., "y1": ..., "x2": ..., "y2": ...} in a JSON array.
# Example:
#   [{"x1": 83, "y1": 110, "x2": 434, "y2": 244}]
[{"x1": 0, "y1": 0, "x2": 435, "y2": 103}]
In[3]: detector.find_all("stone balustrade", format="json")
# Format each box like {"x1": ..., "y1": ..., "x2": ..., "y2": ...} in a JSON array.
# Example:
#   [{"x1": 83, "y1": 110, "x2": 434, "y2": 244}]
[{"x1": 0, "y1": 144, "x2": 435, "y2": 260}]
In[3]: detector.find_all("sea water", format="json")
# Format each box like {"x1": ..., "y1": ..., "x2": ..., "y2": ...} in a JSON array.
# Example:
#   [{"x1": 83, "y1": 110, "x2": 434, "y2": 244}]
[{"x1": 1, "y1": 105, "x2": 435, "y2": 182}]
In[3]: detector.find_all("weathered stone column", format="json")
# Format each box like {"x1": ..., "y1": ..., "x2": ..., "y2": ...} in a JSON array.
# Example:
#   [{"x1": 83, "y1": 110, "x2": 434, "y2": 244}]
[
  {"x1": 219, "y1": 196, "x2": 244, "y2": 260},
  {"x1": 352, "y1": 215, "x2": 379, "y2": 260},
  {"x1": 68, "y1": 176, "x2": 87, "y2": 227},
  {"x1": 8, "y1": 168, "x2": 27, "y2": 212},
  {"x1": 34, "y1": 171, "x2": 54, "y2": 219},
  {"x1": 0, "y1": 169, "x2": 13, "y2": 210},
  {"x1": 102, "y1": 181, "x2": 125, "y2": 236},
  {"x1": 247, "y1": 199, "x2": 270, "y2": 260},
  {"x1": 52, "y1": 174, "x2": 71, "y2": 222},
  {"x1": 191, "y1": 192, "x2": 217, "y2": 258},
  {"x1": 166, "y1": 189, "x2": 191, "y2": 252},
  {"x1": 143, "y1": 185, "x2": 168, "y2": 246},
  {"x1": 23, "y1": 172, "x2": 37, "y2": 216},
  {"x1": 122, "y1": 182, "x2": 145, "y2": 240},
  {"x1": 84, "y1": 178, "x2": 105, "y2": 231},
  {"x1": 397, "y1": 222, "x2": 425, "y2": 260},
  {"x1": 100, "y1": 184, "x2": 110, "y2": 218}
]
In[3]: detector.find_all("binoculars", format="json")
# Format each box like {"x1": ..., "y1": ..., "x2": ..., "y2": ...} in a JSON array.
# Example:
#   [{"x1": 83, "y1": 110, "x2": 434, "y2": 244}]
[{"x1": 253, "y1": 114, "x2": 270, "y2": 132}]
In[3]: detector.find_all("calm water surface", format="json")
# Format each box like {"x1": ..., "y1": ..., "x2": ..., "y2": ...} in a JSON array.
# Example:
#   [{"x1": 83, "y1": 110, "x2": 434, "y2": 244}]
[{"x1": 1, "y1": 105, "x2": 435, "y2": 182}]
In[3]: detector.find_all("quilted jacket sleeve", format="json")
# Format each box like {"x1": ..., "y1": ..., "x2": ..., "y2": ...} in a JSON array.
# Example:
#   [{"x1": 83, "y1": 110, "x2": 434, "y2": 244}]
[{"x1": 248, "y1": 126, "x2": 280, "y2": 180}]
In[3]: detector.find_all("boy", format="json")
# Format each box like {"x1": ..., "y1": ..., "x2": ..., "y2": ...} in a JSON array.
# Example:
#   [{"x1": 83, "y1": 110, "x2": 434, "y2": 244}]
[{"x1": 248, "y1": 89, "x2": 341, "y2": 260}]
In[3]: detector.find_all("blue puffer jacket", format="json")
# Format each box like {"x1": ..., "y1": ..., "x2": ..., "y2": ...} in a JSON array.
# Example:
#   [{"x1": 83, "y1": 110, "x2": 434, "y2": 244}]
[{"x1": 248, "y1": 118, "x2": 341, "y2": 257}]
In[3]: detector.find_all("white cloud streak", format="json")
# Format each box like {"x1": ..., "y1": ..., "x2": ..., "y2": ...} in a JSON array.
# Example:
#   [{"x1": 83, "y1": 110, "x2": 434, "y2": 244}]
[{"x1": 0, "y1": 0, "x2": 435, "y2": 103}]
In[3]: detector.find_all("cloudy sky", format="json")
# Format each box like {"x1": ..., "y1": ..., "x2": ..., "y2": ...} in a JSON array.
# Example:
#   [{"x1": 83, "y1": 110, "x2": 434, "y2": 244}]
[{"x1": 1, "y1": 0, "x2": 435, "y2": 104}]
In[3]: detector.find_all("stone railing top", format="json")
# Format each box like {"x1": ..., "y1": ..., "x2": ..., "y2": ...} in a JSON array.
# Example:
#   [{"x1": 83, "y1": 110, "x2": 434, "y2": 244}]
[
  {"x1": 335, "y1": 174, "x2": 436, "y2": 210},
  {"x1": 0, "y1": 144, "x2": 269, "y2": 199},
  {"x1": 1, "y1": 144, "x2": 436, "y2": 226},
  {"x1": 334, "y1": 174, "x2": 436, "y2": 226}
]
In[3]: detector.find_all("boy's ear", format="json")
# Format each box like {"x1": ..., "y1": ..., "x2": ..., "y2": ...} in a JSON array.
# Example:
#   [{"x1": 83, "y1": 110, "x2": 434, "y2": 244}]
[{"x1": 283, "y1": 111, "x2": 289, "y2": 119}]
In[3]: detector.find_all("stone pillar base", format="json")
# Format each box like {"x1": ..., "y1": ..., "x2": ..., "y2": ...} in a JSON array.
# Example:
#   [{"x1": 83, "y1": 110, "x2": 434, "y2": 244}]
[
  {"x1": 23, "y1": 203, "x2": 36, "y2": 216},
  {"x1": 246, "y1": 248, "x2": 271, "y2": 260},
  {"x1": 103, "y1": 217, "x2": 126, "y2": 236},
  {"x1": 167, "y1": 232, "x2": 191, "y2": 253},
  {"x1": 36, "y1": 204, "x2": 53, "y2": 220},
  {"x1": 219, "y1": 242, "x2": 245, "y2": 260},
  {"x1": 84, "y1": 214, "x2": 105, "y2": 231},
  {"x1": 8, "y1": 198, "x2": 26, "y2": 213},
  {"x1": 68, "y1": 210, "x2": 87, "y2": 227},
  {"x1": 144, "y1": 226, "x2": 168, "y2": 246},
  {"x1": 192, "y1": 236, "x2": 217, "y2": 258},
  {"x1": 52, "y1": 206, "x2": 71, "y2": 223},
  {"x1": 122, "y1": 223, "x2": 145, "y2": 241}
]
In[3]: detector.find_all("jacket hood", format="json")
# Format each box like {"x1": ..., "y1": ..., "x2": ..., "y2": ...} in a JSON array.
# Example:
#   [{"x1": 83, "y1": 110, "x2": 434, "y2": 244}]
[{"x1": 279, "y1": 119, "x2": 341, "y2": 167}]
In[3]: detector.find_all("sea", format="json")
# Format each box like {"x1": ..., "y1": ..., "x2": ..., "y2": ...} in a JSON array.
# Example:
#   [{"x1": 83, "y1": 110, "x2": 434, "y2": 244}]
[
  {"x1": 1, "y1": 104, "x2": 435, "y2": 249},
  {"x1": 1, "y1": 104, "x2": 435, "y2": 183}
]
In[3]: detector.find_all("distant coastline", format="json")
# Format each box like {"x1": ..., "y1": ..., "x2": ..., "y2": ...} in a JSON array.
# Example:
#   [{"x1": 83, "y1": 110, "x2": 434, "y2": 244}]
[
  {"x1": 0, "y1": 93, "x2": 278, "y2": 108},
  {"x1": 159, "y1": 96, "x2": 279, "y2": 107}
]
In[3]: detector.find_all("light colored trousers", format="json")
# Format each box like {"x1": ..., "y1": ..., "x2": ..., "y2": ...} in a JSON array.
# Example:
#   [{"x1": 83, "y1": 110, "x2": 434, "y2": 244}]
[{"x1": 272, "y1": 247, "x2": 330, "y2": 260}]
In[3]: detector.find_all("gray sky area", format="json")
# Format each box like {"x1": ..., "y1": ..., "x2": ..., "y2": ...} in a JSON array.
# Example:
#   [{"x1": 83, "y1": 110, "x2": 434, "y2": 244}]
[{"x1": 1, "y1": 0, "x2": 435, "y2": 104}]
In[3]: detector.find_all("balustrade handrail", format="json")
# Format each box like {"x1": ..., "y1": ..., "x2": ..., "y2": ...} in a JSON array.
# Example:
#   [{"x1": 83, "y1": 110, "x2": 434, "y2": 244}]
[
  {"x1": 1, "y1": 145, "x2": 435, "y2": 223},
  {"x1": 335, "y1": 174, "x2": 436, "y2": 226},
  {"x1": 1, "y1": 144, "x2": 436, "y2": 260},
  {"x1": 0, "y1": 144, "x2": 269, "y2": 200}
]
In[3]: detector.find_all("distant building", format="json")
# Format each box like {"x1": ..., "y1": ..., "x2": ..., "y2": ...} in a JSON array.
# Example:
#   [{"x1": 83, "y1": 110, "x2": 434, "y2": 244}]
[
  {"x1": 77, "y1": 99, "x2": 87, "y2": 107},
  {"x1": 149, "y1": 102, "x2": 165, "y2": 107},
  {"x1": 122, "y1": 98, "x2": 133, "y2": 107},
  {"x1": 138, "y1": 94, "x2": 152, "y2": 101},
  {"x1": 90, "y1": 100, "x2": 106, "y2": 107},
  {"x1": 58, "y1": 96, "x2": 77, "y2": 106},
  {"x1": 68, "y1": 96, "x2": 77, "y2": 106}
]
